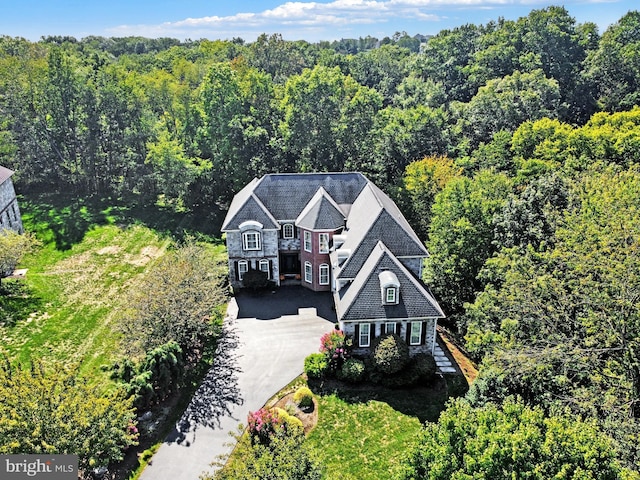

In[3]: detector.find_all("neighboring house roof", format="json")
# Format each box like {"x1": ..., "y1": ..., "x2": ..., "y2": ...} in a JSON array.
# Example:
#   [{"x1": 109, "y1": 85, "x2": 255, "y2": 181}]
[
  {"x1": 335, "y1": 241, "x2": 445, "y2": 322},
  {"x1": 0, "y1": 166, "x2": 14, "y2": 185},
  {"x1": 296, "y1": 187, "x2": 345, "y2": 231}
]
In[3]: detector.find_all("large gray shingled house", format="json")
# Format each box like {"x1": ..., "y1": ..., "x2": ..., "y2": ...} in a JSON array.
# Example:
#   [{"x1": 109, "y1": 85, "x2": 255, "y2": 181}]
[
  {"x1": 0, "y1": 166, "x2": 23, "y2": 233},
  {"x1": 221, "y1": 173, "x2": 445, "y2": 355}
]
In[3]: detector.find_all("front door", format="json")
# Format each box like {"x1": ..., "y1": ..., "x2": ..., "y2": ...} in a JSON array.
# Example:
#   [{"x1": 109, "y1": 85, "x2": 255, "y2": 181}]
[{"x1": 280, "y1": 253, "x2": 300, "y2": 275}]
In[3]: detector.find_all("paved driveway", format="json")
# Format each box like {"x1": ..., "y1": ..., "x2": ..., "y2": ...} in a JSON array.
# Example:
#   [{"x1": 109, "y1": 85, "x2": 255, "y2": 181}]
[{"x1": 139, "y1": 289, "x2": 335, "y2": 480}]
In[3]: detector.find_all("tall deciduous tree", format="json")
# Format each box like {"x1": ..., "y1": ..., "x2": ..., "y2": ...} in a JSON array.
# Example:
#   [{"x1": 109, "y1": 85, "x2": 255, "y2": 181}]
[
  {"x1": 424, "y1": 170, "x2": 511, "y2": 317},
  {"x1": 463, "y1": 168, "x2": 640, "y2": 467},
  {"x1": 0, "y1": 360, "x2": 137, "y2": 472},
  {"x1": 119, "y1": 240, "x2": 227, "y2": 356},
  {"x1": 279, "y1": 65, "x2": 382, "y2": 174},
  {"x1": 0, "y1": 231, "x2": 38, "y2": 286},
  {"x1": 402, "y1": 155, "x2": 462, "y2": 240},
  {"x1": 456, "y1": 69, "x2": 560, "y2": 148},
  {"x1": 401, "y1": 398, "x2": 623, "y2": 480},
  {"x1": 586, "y1": 11, "x2": 640, "y2": 112}
]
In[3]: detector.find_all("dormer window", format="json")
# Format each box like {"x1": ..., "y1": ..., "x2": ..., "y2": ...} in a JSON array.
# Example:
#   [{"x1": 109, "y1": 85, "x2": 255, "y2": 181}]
[
  {"x1": 379, "y1": 270, "x2": 400, "y2": 305},
  {"x1": 385, "y1": 286, "x2": 397, "y2": 304}
]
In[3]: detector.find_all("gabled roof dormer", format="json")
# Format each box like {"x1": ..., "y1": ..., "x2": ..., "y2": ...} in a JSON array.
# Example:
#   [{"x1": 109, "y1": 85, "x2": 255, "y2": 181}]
[
  {"x1": 379, "y1": 270, "x2": 400, "y2": 305},
  {"x1": 295, "y1": 187, "x2": 345, "y2": 231},
  {"x1": 221, "y1": 178, "x2": 279, "y2": 232},
  {"x1": 334, "y1": 241, "x2": 445, "y2": 322}
]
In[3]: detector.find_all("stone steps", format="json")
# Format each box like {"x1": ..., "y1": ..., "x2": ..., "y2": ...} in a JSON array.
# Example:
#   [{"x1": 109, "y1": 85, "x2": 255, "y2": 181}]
[{"x1": 434, "y1": 343, "x2": 457, "y2": 374}]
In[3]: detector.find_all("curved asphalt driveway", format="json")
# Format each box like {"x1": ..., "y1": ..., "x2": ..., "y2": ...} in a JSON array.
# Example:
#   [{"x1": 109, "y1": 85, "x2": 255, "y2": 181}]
[{"x1": 139, "y1": 288, "x2": 335, "y2": 480}]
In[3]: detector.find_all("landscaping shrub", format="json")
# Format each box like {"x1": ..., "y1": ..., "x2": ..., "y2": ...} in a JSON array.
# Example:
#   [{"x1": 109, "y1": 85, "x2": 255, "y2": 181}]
[
  {"x1": 373, "y1": 354, "x2": 437, "y2": 388},
  {"x1": 247, "y1": 408, "x2": 284, "y2": 445},
  {"x1": 293, "y1": 386, "x2": 314, "y2": 409},
  {"x1": 304, "y1": 353, "x2": 329, "y2": 379},
  {"x1": 337, "y1": 358, "x2": 366, "y2": 383},
  {"x1": 208, "y1": 424, "x2": 322, "y2": 480},
  {"x1": 275, "y1": 407, "x2": 304, "y2": 434},
  {"x1": 320, "y1": 329, "x2": 351, "y2": 372},
  {"x1": 410, "y1": 353, "x2": 437, "y2": 383},
  {"x1": 371, "y1": 334, "x2": 410, "y2": 375},
  {"x1": 111, "y1": 341, "x2": 185, "y2": 411},
  {"x1": 242, "y1": 268, "x2": 273, "y2": 290}
]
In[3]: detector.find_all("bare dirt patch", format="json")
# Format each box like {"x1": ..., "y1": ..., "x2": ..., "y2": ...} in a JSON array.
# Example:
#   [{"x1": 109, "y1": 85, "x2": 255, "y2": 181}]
[
  {"x1": 437, "y1": 326, "x2": 478, "y2": 384},
  {"x1": 127, "y1": 246, "x2": 163, "y2": 267},
  {"x1": 97, "y1": 245, "x2": 121, "y2": 255}
]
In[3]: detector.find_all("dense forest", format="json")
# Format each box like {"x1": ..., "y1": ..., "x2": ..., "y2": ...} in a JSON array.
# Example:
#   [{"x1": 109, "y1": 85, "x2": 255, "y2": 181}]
[{"x1": 2, "y1": 4, "x2": 640, "y2": 477}]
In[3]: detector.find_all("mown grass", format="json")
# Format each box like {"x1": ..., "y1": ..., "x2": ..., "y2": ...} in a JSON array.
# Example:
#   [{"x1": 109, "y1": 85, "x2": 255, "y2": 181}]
[
  {"x1": 305, "y1": 376, "x2": 461, "y2": 480},
  {"x1": 0, "y1": 192, "x2": 226, "y2": 383},
  {"x1": 308, "y1": 395, "x2": 422, "y2": 479}
]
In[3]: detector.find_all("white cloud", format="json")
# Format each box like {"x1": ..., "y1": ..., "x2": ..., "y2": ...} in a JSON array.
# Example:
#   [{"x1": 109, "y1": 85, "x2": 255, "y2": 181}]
[{"x1": 105, "y1": 0, "x2": 607, "y2": 41}]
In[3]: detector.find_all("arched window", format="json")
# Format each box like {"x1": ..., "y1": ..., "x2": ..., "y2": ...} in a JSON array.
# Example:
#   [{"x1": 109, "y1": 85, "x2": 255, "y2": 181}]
[
  {"x1": 238, "y1": 260, "x2": 248, "y2": 280},
  {"x1": 319, "y1": 263, "x2": 330, "y2": 285},
  {"x1": 304, "y1": 261, "x2": 312, "y2": 283},
  {"x1": 282, "y1": 223, "x2": 295, "y2": 239},
  {"x1": 259, "y1": 259, "x2": 270, "y2": 279}
]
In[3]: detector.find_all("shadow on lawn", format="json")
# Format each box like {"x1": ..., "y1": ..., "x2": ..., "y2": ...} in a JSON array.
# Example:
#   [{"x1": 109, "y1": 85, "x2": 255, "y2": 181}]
[
  {"x1": 20, "y1": 192, "x2": 226, "y2": 251},
  {"x1": 309, "y1": 375, "x2": 469, "y2": 424},
  {"x1": 167, "y1": 322, "x2": 244, "y2": 444},
  {"x1": 0, "y1": 281, "x2": 44, "y2": 327}
]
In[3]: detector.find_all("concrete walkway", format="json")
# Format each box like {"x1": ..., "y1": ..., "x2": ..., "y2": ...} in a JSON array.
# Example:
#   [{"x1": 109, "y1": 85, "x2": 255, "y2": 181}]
[{"x1": 139, "y1": 298, "x2": 333, "y2": 480}]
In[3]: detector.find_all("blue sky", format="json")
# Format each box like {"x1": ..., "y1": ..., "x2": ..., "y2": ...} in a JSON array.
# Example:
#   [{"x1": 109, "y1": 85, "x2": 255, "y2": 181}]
[{"x1": 1, "y1": 1, "x2": 637, "y2": 42}]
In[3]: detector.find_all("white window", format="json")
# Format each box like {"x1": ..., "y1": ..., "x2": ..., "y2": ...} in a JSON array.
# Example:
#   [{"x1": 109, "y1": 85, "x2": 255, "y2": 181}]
[
  {"x1": 359, "y1": 323, "x2": 371, "y2": 347},
  {"x1": 304, "y1": 231, "x2": 312, "y2": 252},
  {"x1": 385, "y1": 322, "x2": 396, "y2": 335},
  {"x1": 304, "y1": 261, "x2": 312, "y2": 283},
  {"x1": 238, "y1": 261, "x2": 248, "y2": 280},
  {"x1": 283, "y1": 224, "x2": 294, "y2": 239},
  {"x1": 319, "y1": 264, "x2": 330, "y2": 285},
  {"x1": 385, "y1": 287, "x2": 397, "y2": 304},
  {"x1": 242, "y1": 231, "x2": 261, "y2": 250},
  {"x1": 410, "y1": 322, "x2": 422, "y2": 345},
  {"x1": 259, "y1": 259, "x2": 270, "y2": 279},
  {"x1": 319, "y1": 233, "x2": 329, "y2": 254}
]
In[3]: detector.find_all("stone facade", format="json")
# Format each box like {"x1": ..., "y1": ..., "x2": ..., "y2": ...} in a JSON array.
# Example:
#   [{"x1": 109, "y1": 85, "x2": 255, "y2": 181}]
[
  {"x1": 221, "y1": 173, "x2": 445, "y2": 359},
  {"x1": 0, "y1": 170, "x2": 23, "y2": 233},
  {"x1": 227, "y1": 228, "x2": 279, "y2": 289},
  {"x1": 342, "y1": 318, "x2": 438, "y2": 357}
]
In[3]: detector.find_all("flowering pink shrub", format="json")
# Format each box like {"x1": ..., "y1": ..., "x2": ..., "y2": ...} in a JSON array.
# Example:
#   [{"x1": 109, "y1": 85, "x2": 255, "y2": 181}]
[
  {"x1": 247, "y1": 408, "x2": 285, "y2": 444},
  {"x1": 319, "y1": 329, "x2": 352, "y2": 372}
]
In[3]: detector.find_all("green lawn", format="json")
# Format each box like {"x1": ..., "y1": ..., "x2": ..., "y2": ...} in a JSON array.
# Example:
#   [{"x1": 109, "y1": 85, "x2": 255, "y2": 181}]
[
  {"x1": 0, "y1": 193, "x2": 225, "y2": 383},
  {"x1": 304, "y1": 377, "x2": 462, "y2": 480}
]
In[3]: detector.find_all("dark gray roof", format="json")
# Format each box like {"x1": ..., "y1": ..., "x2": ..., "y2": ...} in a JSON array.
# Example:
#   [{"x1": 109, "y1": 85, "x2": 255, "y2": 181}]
[
  {"x1": 335, "y1": 242, "x2": 445, "y2": 322},
  {"x1": 296, "y1": 188, "x2": 345, "y2": 231},
  {"x1": 221, "y1": 194, "x2": 279, "y2": 231},
  {"x1": 337, "y1": 210, "x2": 428, "y2": 279},
  {"x1": 253, "y1": 173, "x2": 367, "y2": 220},
  {"x1": 0, "y1": 166, "x2": 14, "y2": 184}
]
